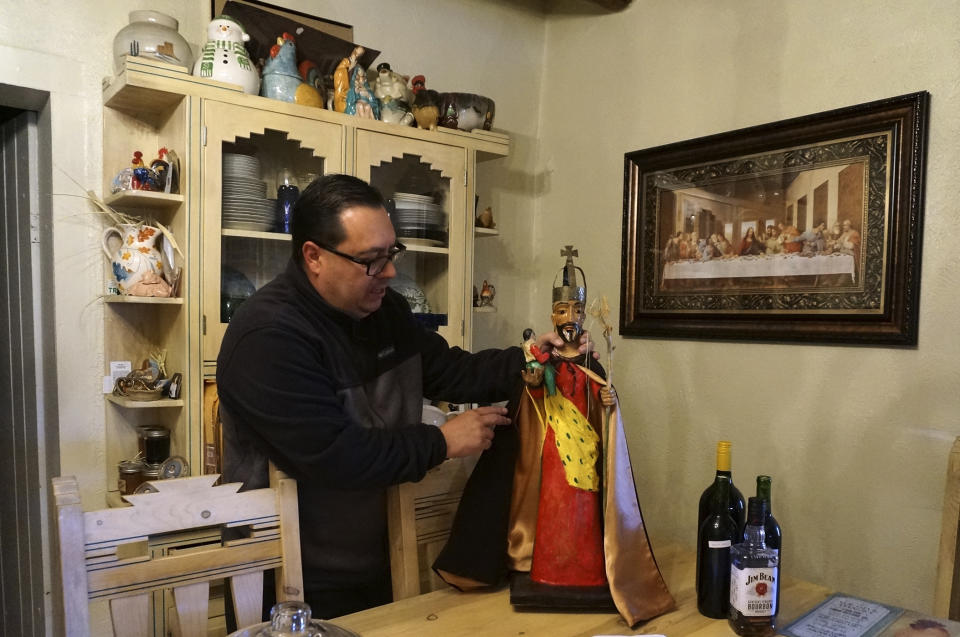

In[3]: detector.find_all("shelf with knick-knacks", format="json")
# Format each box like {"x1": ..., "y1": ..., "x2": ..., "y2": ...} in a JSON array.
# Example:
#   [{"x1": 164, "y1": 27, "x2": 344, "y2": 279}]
[
  {"x1": 100, "y1": 78, "x2": 192, "y2": 499},
  {"x1": 104, "y1": 190, "x2": 183, "y2": 210}
]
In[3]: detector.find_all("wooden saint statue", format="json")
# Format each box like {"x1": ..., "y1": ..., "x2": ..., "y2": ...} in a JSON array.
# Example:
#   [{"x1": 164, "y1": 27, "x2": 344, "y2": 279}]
[{"x1": 434, "y1": 246, "x2": 675, "y2": 627}]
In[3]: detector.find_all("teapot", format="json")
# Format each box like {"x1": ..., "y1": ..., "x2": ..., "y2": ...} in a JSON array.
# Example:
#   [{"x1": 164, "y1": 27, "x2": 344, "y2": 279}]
[{"x1": 102, "y1": 223, "x2": 169, "y2": 296}]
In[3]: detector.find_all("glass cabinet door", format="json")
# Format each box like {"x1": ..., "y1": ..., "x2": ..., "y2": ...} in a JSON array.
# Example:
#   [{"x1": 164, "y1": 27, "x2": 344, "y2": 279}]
[
  {"x1": 354, "y1": 129, "x2": 468, "y2": 347},
  {"x1": 201, "y1": 100, "x2": 344, "y2": 362}
]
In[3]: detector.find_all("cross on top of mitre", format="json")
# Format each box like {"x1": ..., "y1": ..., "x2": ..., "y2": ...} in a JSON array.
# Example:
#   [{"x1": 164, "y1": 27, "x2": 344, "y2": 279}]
[{"x1": 554, "y1": 245, "x2": 586, "y2": 303}]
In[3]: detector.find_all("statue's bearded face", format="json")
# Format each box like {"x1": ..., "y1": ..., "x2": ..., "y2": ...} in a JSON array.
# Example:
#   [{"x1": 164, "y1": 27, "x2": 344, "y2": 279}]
[{"x1": 552, "y1": 300, "x2": 585, "y2": 345}]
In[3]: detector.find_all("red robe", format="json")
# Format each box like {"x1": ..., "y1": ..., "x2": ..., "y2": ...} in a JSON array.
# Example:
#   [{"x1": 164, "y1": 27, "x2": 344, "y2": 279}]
[{"x1": 528, "y1": 360, "x2": 606, "y2": 586}]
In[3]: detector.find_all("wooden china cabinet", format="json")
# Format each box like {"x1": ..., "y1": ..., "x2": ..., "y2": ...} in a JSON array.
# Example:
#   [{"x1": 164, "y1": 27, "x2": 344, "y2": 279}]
[{"x1": 99, "y1": 56, "x2": 508, "y2": 627}]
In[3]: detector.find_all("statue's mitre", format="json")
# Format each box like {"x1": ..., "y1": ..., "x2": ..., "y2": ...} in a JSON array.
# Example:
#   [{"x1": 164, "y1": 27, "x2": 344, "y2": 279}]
[{"x1": 552, "y1": 245, "x2": 586, "y2": 303}]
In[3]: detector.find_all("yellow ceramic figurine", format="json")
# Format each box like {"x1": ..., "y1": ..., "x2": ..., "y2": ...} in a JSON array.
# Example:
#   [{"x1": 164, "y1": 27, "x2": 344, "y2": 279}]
[{"x1": 333, "y1": 46, "x2": 364, "y2": 113}]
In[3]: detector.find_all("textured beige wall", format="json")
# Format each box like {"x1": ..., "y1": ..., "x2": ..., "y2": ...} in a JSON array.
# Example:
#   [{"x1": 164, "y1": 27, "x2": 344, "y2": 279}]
[{"x1": 532, "y1": 0, "x2": 960, "y2": 611}]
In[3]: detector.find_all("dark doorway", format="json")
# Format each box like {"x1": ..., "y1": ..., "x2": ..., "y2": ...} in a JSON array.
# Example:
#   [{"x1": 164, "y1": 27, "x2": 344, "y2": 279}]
[{"x1": 0, "y1": 85, "x2": 58, "y2": 637}]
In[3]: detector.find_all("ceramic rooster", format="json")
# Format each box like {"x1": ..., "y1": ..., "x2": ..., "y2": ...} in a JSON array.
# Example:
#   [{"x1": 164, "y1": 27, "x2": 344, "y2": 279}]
[
  {"x1": 479, "y1": 280, "x2": 496, "y2": 307},
  {"x1": 411, "y1": 75, "x2": 441, "y2": 131},
  {"x1": 261, "y1": 33, "x2": 323, "y2": 107},
  {"x1": 298, "y1": 59, "x2": 327, "y2": 107}
]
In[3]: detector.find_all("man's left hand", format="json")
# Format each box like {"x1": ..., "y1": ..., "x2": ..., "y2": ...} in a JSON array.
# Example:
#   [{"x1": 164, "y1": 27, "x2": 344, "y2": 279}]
[{"x1": 534, "y1": 331, "x2": 600, "y2": 359}]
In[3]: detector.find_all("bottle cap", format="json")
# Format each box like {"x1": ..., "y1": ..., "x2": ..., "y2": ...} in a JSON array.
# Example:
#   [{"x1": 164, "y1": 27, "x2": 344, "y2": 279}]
[
  {"x1": 747, "y1": 496, "x2": 767, "y2": 525},
  {"x1": 716, "y1": 440, "x2": 732, "y2": 471}
]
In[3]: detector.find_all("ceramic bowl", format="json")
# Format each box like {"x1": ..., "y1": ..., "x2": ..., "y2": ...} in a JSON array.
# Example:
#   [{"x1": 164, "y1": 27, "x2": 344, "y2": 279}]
[{"x1": 438, "y1": 93, "x2": 495, "y2": 131}]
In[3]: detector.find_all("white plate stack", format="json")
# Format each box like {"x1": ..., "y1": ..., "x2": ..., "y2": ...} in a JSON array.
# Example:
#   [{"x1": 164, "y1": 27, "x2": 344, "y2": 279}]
[
  {"x1": 223, "y1": 153, "x2": 276, "y2": 232},
  {"x1": 392, "y1": 192, "x2": 447, "y2": 246}
]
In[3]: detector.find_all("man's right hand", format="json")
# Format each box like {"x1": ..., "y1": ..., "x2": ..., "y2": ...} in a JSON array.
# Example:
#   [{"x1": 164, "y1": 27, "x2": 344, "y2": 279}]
[{"x1": 439, "y1": 406, "x2": 510, "y2": 458}]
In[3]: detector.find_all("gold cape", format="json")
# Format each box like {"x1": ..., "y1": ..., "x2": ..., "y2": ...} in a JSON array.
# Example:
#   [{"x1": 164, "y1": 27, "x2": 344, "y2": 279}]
[{"x1": 434, "y1": 369, "x2": 675, "y2": 627}]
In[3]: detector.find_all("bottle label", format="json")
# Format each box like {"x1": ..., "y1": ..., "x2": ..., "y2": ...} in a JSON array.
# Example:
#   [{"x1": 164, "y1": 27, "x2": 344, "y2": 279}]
[
  {"x1": 730, "y1": 565, "x2": 777, "y2": 616},
  {"x1": 708, "y1": 540, "x2": 731, "y2": 548}
]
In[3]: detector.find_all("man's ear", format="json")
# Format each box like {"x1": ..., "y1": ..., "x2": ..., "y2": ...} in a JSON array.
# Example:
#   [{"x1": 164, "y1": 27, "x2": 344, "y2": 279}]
[{"x1": 302, "y1": 241, "x2": 323, "y2": 274}]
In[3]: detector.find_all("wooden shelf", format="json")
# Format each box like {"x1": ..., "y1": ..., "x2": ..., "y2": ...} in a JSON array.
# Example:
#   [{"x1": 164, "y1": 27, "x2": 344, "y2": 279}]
[
  {"x1": 404, "y1": 243, "x2": 449, "y2": 255},
  {"x1": 106, "y1": 395, "x2": 184, "y2": 409},
  {"x1": 105, "y1": 190, "x2": 184, "y2": 210},
  {"x1": 103, "y1": 295, "x2": 183, "y2": 305},
  {"x1": 474, "y1": 227, "x2": 499, "y2": 237},
  {"x1": 222, "y1": 228, "x2": 292, "y2": 241},
  {"x1": 473, "y1": 306, "x2": 497, "y2": 313}
]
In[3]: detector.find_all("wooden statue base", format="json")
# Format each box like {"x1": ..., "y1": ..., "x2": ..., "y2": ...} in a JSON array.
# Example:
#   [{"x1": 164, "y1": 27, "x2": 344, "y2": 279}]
[{"x1": 509, "y1": 572, "x2": 617, "y2": 613}]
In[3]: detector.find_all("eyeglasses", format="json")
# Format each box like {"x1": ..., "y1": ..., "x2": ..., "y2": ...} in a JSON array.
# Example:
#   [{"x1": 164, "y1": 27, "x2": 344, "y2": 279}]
[{"x1": 316, "y1": 241, "x2": 406, "y2": 276}]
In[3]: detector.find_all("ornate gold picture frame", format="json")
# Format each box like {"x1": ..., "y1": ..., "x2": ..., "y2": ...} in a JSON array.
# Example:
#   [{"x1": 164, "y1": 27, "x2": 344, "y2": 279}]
[{"x1": 621, "y1": 92, "x2": 929, "y2": 345}]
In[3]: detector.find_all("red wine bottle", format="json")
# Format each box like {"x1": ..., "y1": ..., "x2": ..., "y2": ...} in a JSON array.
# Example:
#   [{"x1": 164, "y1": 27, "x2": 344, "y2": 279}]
[
  {"x1": 696, "y1": 474, "x2": 738, "y2": 618},
  {"x1": 698, "y1": 441, "x2": 746, "y2": 533},
  {"x1": 755, "y1": 475, "x2": 781, "y2": 614},
  {"x1": 755, "y1": 475, "x2": 781, "y2": 550}
]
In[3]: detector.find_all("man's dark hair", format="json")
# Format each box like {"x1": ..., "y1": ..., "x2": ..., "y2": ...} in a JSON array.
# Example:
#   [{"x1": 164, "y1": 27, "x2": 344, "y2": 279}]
[{"x1": 291, "y1": 174, "x2": 386, "y2": 264}]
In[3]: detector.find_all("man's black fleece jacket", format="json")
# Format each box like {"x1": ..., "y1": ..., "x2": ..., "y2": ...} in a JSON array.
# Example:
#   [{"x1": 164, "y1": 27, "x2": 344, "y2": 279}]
[{"x1": 216, "y1": 259, "x2": 523, "y2": 591}]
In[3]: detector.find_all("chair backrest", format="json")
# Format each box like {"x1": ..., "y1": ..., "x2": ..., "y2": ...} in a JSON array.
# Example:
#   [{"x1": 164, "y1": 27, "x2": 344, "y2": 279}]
[
  {"x1": 53, "y1": 465, "x2": 302, "y2": 637},
  {"x1": 387, "y1": 456, "x2": 477, "y2": 600},
  {"x1": 935, "y1": 436, "x2": 960, "y2": 619}
]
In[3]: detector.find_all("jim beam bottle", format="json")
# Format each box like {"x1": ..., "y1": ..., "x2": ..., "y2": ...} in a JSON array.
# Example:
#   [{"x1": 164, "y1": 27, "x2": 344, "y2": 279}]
[{"x1": 729, "y1": 497, "x2": 779, "y2": 636}]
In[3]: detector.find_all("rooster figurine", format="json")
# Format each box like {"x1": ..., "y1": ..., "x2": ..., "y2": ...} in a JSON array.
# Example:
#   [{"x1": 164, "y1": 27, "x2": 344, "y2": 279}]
[
  {"x1": 261, "y1": 33, "x2": 323, "y2": 107},
  {"x1": 479, "y1": 280, "x2": 496, "y2": 307},
  {"x1": 411, "y1": 75, "x2": 441, "y2": 131}
]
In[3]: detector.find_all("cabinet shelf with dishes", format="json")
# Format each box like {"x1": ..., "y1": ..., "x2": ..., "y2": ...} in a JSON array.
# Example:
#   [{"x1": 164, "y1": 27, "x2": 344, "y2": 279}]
[{"x1": 221, "y1": 228, "x2": 292, "y2": 241}]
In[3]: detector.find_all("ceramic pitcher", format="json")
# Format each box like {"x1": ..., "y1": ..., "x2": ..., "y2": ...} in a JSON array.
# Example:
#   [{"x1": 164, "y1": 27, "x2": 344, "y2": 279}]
[{"x1": 102, "y1": 223, "x2": 165, "y2": 295}]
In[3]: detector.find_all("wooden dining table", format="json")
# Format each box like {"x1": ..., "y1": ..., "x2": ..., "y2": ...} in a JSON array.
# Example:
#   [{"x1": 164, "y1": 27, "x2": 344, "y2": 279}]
[{"x1": 333, "y1": 542, "x2": 831, "y2": 637}]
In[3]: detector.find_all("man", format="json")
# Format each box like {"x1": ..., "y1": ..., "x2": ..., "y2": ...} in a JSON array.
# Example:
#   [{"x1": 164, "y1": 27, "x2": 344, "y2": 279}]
[
  {"x1": 217, "y1": 174, "x2": 570, "y2": 619},
  {"x1": 790, "y1": 221, "x2": 826, "y2": 255},
  {"x1": 838, "y1": 219, "x2": 862, "y2": 254},
  {"x1": 434, "y1": 247, "x2": 675, "y2": 627}
]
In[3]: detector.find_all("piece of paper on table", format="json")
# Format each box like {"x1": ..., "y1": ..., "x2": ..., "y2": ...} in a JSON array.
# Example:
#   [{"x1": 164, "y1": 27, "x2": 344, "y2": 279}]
[{"x1": 782, "y1": 594, "x2": 901, "y2": 637}]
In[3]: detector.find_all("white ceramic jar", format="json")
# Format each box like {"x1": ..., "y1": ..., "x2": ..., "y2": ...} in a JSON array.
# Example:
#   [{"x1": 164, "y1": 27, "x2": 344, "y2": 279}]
[{"x1": 112, "y1": 10, "x2": 194, "y2": 72}]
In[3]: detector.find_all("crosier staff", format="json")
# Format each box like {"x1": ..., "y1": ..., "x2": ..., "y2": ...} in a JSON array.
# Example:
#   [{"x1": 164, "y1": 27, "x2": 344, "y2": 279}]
[
  {"x1": 588, "y1": 294, "x2": 616, "y2": 515},
  {"x1": 588, "y1": 294, "x2": 616, "y2": 415}
]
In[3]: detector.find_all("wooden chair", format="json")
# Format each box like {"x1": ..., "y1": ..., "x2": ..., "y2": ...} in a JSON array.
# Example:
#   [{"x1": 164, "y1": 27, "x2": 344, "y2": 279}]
[
  {"x1": 387, "y1": 456, "x2": 478, "y2": 600},
  {"x1": 935, "y1": 436, "x2": 960, "y2": 619},
  {"x1": 53, "y1": 465, "x2": 302, "y2": 637}
]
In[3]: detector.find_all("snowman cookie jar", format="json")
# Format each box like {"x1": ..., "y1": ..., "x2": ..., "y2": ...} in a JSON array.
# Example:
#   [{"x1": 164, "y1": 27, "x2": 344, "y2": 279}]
[{"x1": 193, "y1": 15, "x2": 260, "y2": 95}]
